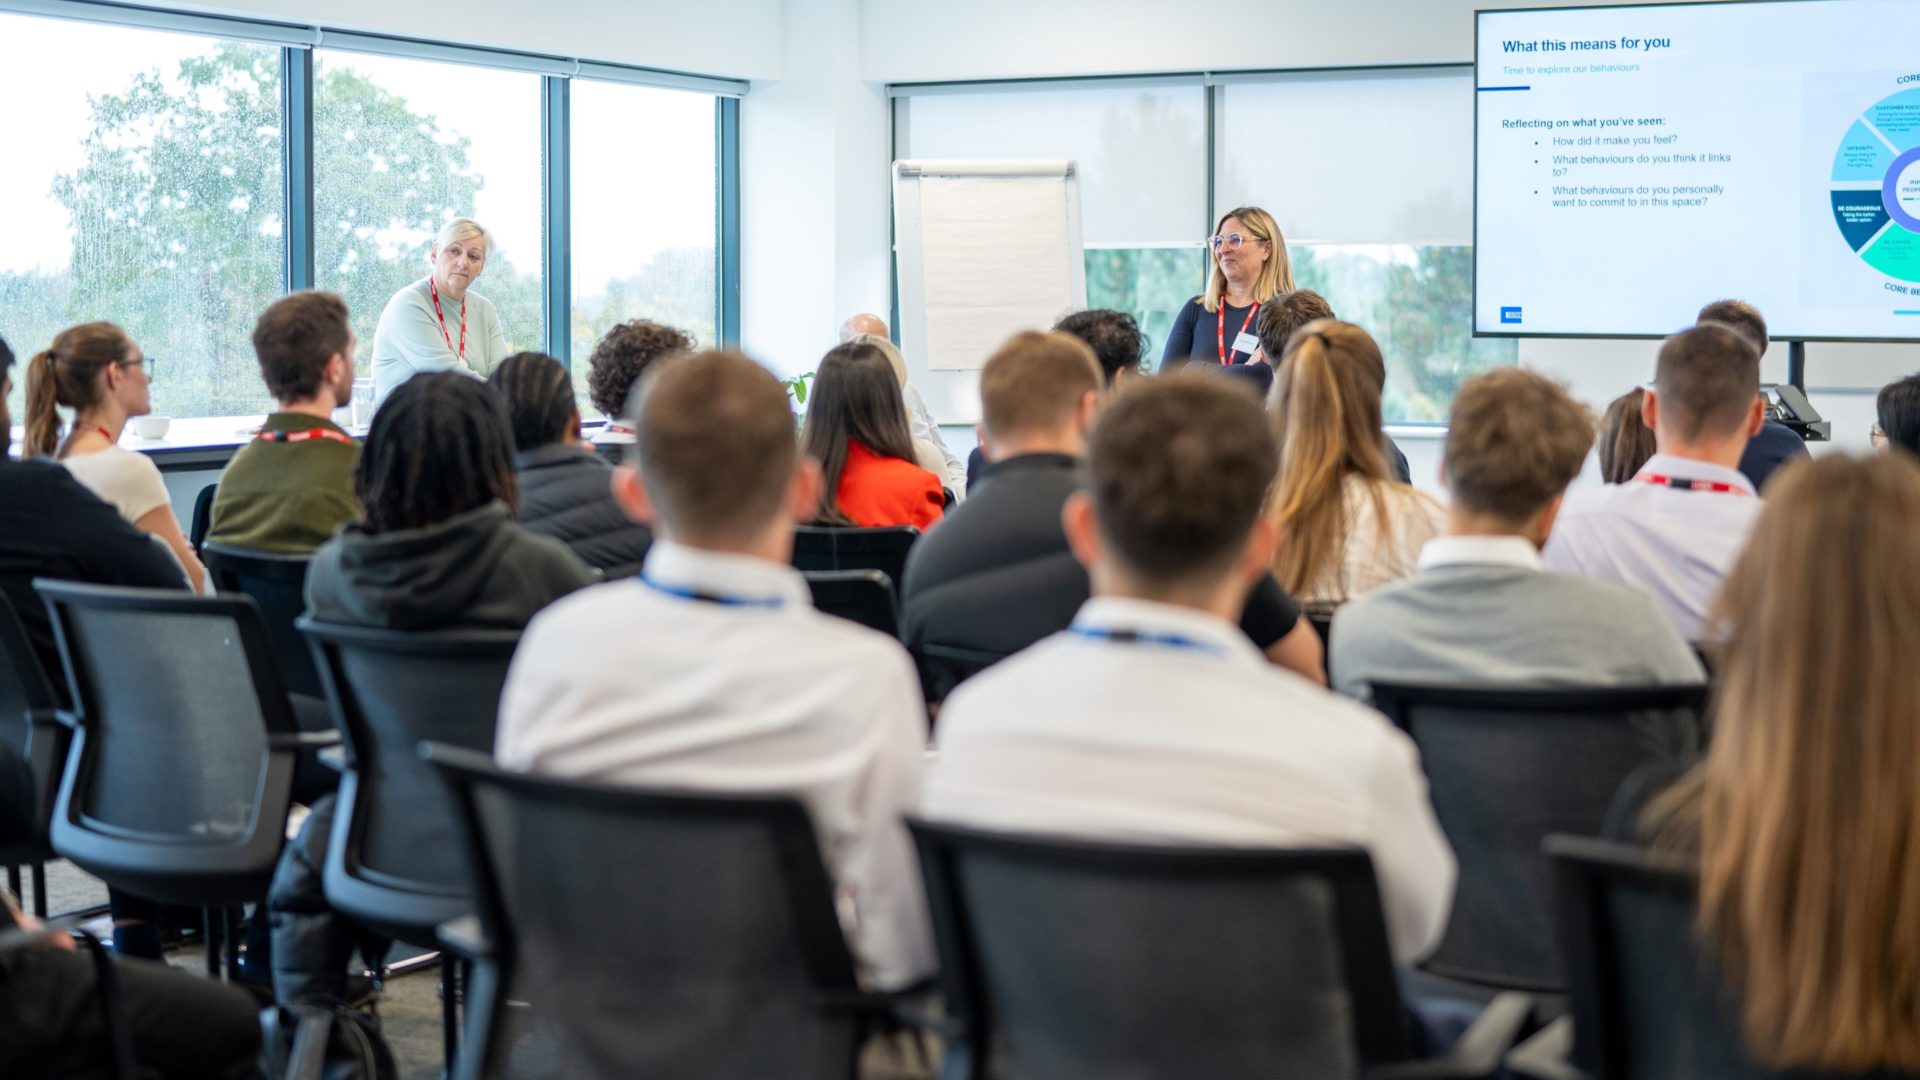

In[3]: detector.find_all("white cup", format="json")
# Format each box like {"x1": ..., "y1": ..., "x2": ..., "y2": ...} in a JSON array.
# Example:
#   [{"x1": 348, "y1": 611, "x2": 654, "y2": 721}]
[{"x1": 131, "y1": 415, "x2": 171, "y2": 440}]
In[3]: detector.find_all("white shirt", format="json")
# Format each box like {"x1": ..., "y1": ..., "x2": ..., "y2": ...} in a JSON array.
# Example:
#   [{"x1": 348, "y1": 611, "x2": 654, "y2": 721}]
[
  {"x1": 904, "y1": 382, "x2": 966, "y2": 499},
  {"x1": 1543, "y1": 452, "x2": 1761, "y2": 641},
  {"x1": 371, "y1": 276, "x2": 510, "y2": 407},
  {"x1": 495, "y1": 541, "x2": 934, "y2": 988},
  {"x1": 1416, "y1": 534, "x2": 1545, "y2": 573},
  {"x1": 1299, "y1": 476, "x2": 1447, "y2": 607},
  {"x1": 924, "y1": 596, "x2": 1457, "y2": 964},
  {"x1": 61, "y1": 444, "x2": 171, "y2": 524}
]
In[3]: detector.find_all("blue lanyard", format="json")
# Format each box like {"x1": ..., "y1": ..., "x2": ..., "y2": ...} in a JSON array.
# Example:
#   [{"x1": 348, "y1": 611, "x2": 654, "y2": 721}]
[
  {"x1": 638, "y1": 574, "x2": 784, "y2": 609},
  {"x1": 1069, "y1": 626, "x2": 1223, "y2": 656}
]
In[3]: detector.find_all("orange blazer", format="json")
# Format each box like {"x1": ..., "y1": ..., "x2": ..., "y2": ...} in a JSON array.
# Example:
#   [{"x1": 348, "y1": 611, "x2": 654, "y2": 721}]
[{"x1": 835, "y1": 440, "x2": 945, "y2": 530}]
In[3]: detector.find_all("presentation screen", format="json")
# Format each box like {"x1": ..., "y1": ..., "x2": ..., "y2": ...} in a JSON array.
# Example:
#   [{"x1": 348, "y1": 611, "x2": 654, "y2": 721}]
[{"x1": 1475, "y1": 1, "x2": 1920, "y2": 340}]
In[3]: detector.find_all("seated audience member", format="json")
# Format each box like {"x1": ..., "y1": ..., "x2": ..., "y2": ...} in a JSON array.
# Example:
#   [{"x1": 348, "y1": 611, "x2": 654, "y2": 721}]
[
  {"x1": 207, "y1": 291, "x2": 361, "y2": 552},
  {"x1": 0, "y1": 340, "x2": 259, "y2": 1077},
  {"x1": 965, "y1": 308, "x2": 1149, "y2": 490},
  {"x1": 1544, "y1": 324, "x2": 1764, "y2": 641},
  {"x1": 801, "y1": 341, "x2": 945, "y2": 529},
  {"x1": 844, "y1": 331, "x2": 965, "y2": 497},
  {"x1": 1236, "y1": 290, "x2": 1412, "y2": 483},
  {"x1": 585, "y1": 319, "x2": 693, "y2": 447},
  {"x1": 924, "y1": 373, "x2": 1454, "y2": 964},
  {"x1": 901, "y1": 330, "x2": 1323, "y2": 686},
  {"x1": 1331, "y1": 369, "x2": 1703, "y2": 701},
  {"x1": 276, "y1": 372, "x2": 595, "y2": 1003},
  {"x1": 1268, "y1": 320, "x2": 1445, "y2": 610},
  {"x1": 490, "y1": 351, "x2": 652, "y2": 578},
  {"x1": 1696, "y1": 298, "x2": 1808, "y2": 490},
  {"x1": 1597, "y1": 386, "x2": 1656, "y2": 483},
  {"x1": 843, "y1": 311, "x2": 966, "y2": 495},
  {"x1": 1874, "y1": 371, "x2": 1920, "y2": 455},
  {"x1": 496, "y1": 350, "x2": 932, "y2": 990},
  {"x1": 1625, "y1": 453, "x2": 1920, "y2": 1075},
  {"x1": 23, "y1": 322, "x2": 204, "y2": 592}
]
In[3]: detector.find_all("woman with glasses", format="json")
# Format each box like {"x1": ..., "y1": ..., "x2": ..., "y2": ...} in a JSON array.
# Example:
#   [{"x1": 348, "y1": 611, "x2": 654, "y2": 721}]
[
  {"x1": 371, "y1": 217, "x2": 512, "y2": 408},
  {"x1": 1159, "y1": 206, "x2": 1296, "y2": 371},
  {"x1": 1874, "y1": 372, "x2": 1920, "y2": 455},
  {"x1": 21, "y1": 322, "x2": 204, "y2": 592}
]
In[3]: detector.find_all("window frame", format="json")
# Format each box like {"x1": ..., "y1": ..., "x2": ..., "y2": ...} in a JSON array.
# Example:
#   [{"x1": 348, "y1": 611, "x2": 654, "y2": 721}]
[{"x1": 0, "y1": 0, "x2": 743, "y2": 417}]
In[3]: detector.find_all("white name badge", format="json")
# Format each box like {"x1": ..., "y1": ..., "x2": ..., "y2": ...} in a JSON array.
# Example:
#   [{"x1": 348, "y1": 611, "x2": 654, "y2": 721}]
[{"x1": 1232, "y1": 331, "x2": 1261, "y2": 357}]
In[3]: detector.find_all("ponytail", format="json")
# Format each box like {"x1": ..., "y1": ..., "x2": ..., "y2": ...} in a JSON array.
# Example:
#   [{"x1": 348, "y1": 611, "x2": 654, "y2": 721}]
[{"x1": 23, "y1": 351, "x2": 64, "y2": 459}]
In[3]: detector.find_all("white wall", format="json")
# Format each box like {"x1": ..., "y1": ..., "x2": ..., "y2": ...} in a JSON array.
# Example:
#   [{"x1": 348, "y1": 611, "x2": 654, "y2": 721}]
[{"x1": 149, "y1": 0, "x2": 786, "y2": 78}]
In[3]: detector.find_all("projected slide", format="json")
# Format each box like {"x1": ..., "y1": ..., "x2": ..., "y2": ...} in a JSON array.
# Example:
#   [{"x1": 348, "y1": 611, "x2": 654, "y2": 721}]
[{"x1": 1475, "y1": 1, "x2": 1920, "y2": 339}]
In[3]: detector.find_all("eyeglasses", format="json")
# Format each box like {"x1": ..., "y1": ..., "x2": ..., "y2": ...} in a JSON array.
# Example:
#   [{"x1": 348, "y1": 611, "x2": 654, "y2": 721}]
[
  {"x1": 1207, "y1": 232, "x2": 1265, "y2": 251},
  {"x1": 118, "y1": 357, "x2": 155, "y2": 376},
  {"x1": 1872, "y1": 422, "x2": 1888, "y2": 446}
]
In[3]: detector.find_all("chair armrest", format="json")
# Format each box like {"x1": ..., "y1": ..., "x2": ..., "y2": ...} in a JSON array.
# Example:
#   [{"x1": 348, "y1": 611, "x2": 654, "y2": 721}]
[
  {"x1": 270, "y1": 730, "x2": 343, "y2": 752},
  {"x1": 437, "y1": 915, "x2": 492, "y2": 961},
  {"x1": 53, "y1": 709, "x2": 81, "y2": 731},
  {"x1": 1366, "y1": 991, "x2": 1536, "y2": 1080},
  {"x1": 317, "y1": 745, "x2": 347, "y2": 774},
  {"x1": 1504, "y1": 1016, "x2": 1587, "y2": 1080}
]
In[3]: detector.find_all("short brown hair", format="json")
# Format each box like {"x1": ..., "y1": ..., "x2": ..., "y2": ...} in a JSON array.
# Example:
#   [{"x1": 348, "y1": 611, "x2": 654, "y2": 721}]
[
  {"x1": 253, "y1": 291, "x2": 351, "y2": 403},
  {"x1": 631, "y1": 350, "x2": 797, "y2": 544},
  {"x1": 587, "y1": 319, "x2": 694, "y2": 419},
  {"x1": 1087, "y1": 373, "x2": 1277, "y2": 585},
  {"x1": 979, "y1": 331, "x2": 1103, "y2": 442},
  {"x1": 1654, "y1": 323, "x2": 1759, "y2": 443},
  {"x1": 1697, "y1": 299, "x2": 1767, "y2": 358},
  {"x1": 1444, "y1": 368, "x2": 1595, "y2": 521},
  {"x1": 1256, "y1": 289, "x2": 1335, "y2": 362}
]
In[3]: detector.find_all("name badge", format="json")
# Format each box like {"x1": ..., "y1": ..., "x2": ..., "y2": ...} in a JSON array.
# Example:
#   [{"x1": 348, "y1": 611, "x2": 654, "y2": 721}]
[{"x1": 1232, "y1": 331, "x2": 1261, "y2": 358}]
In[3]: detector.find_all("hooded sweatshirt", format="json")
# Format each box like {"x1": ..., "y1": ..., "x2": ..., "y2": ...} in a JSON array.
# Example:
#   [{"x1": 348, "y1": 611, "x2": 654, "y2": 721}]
[{"x1": 305, "y1": 500, "x2": 597, "y2": 631}]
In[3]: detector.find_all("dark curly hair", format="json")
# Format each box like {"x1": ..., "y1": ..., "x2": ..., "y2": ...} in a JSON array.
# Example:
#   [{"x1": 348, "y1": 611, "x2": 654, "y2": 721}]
[
  {"x1": 586, "y1": 320, "x2": 694, "y2": 420},
  {"x1": 355, "y1": 372, "x2": 518, "y2": 534},
  {"x1": 1052, "y1": 309, "x2": 1144, "y2": 386}
]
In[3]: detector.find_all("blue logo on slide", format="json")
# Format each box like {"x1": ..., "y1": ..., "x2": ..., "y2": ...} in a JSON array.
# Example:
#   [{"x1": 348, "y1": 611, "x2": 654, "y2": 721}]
[{"x1": 1500, "y1": 306, "x2": 1524, "y2": 325}]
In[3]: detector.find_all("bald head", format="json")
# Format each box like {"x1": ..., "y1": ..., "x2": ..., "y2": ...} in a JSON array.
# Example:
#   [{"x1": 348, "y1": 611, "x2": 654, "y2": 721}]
[{"x1": 840, "y1": 313, "x2": 888, "y2": 343}]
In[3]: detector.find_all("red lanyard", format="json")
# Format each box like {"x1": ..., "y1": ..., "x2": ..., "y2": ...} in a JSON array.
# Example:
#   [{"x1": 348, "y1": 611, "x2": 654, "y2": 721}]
[
  {"x1": 1637, "y1": 473, "x2": 1752, "y2": 496},
  {"x1": 92, "y1": 425, "x2": 115, "y2": 443},
  {"x1": 1217, "y1": 301, "x2": 1259, "y2": 364},
  {"x1": 257, "y1": 428, "x2": 356, "y2": 446},
  {"x1": 428, "y1": 277, "x2": 467, "y2": 361}
]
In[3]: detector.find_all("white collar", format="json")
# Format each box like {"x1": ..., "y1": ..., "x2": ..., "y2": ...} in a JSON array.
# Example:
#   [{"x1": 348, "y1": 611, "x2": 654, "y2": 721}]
[
  {"x1": 1069, "y1": 596, "x2": 1266, "y2": 668},
  {"x1": 1417, "y1": 534, "x2": 1545, "y2": 573},
  {"x1": 638, "y1": 540, "x2": 812, "y2": 610},
  {"x1": 1633, "y1": 453, "x2": 1756, "y2": 496}
]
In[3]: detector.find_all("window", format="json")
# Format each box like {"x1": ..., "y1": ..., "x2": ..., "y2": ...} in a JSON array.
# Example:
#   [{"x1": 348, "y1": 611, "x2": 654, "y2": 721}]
[
  {"x1": 313, "y1": 51, "x2": 545, "y2": 376},
  {"x1": 900, "y1": 84, "x2": 1209, "y2": 365},
  {"x1": 0, "y1": 12, "x2": 285, "y2": 420},
  {"x1": 1215, "y1": 68, "x2": 1516, "y2": 422},
  {"x1": 570, "y1": 79, "x2": 717, "y2": 406}
]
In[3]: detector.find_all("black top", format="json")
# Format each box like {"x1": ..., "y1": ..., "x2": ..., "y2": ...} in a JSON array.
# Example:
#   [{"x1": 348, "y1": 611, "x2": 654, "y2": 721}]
[
  {"x1": 900, "y1": 453, "x2": 1302, "y2": 658},
  {"x1": 1161, "y1": 295, "x2": 1263, "y2": 371},
  {"x1": 1737, "y1": 419, "x2": 1808, "y2": 493},
  {"x1": 515, "y1": 442, "x2": 653, "y2": 580},
  {"x1": 0, "y1": 459, "x2": 189, "y2": 698}
]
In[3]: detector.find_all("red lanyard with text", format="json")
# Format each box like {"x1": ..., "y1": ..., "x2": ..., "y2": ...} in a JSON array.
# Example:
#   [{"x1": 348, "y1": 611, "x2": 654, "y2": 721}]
[
  {"x1": 428, "y1": 277, "x2": 467, "y2": 361},
  {"x1": 1218, "y1": 301, "x2": 1259, "y2": 364},
  {"x1": 256, "y1": 428, "x2": 356, "y2": 446},
  {"x1": 1637, "y1": 473, "x2": 1752, "y2": 496}
]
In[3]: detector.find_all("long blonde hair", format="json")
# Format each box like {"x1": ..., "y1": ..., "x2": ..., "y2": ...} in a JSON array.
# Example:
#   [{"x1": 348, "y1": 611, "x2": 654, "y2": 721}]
[
  {"x1": 1202, "y1": 206, "x2": 1295, "y2": 313},
  {"x1": 1651, "y1": 453, "x2": 1920, "y2": 1072},
  {"x1": 1266, "y1": 320, "x2": 1395, "y2": 598}
]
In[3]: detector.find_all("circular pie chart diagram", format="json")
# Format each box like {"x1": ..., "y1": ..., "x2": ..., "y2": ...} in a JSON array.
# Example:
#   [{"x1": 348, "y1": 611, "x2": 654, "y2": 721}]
[{"x1": 1831, "y1": 87, "x2": 1920, "y2": 283}]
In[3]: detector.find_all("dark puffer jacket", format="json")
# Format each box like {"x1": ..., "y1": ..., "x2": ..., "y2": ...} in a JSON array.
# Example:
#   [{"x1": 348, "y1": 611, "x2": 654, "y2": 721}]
[{"x1": 514, "y1": 443, "x2": 653, "y2": 580}]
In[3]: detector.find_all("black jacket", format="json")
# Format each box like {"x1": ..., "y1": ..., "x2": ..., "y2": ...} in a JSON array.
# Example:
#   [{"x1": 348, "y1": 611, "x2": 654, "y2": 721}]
[
  {"x1": 304, "y1": 500, "x2": 597, "y2": 632},
  {"x1": 515, "y1": 443, "x2": 653, "y2": 580}
]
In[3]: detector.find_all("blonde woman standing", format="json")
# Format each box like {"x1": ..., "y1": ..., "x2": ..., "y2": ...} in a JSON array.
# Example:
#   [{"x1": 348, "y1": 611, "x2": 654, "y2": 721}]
[
  {"x1": 371, "y1": 217, "x2": 511, "y2": 407},
  {"x1": 1159, "y1": 206, "x2": 1295, "y2": 371},
  {"x1": 1267, "y1": 320, "x2": 1443, "y2": 611}
]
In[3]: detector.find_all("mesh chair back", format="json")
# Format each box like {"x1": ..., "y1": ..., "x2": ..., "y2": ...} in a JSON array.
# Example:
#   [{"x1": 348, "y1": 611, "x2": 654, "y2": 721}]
[
  {"x1": 188, "y1": 482, "x2": 218, "y2": 555},
  {"x1": 36, "y1": 580, "x2": 297, "y2": 905},
  {"x1": 1369, "y1": 681, "x2": 1707, "y2": 992},
  {"x1": 791, "y1": 525, "x2": 919, "y2": 589},
  {"x1": 0, "y1": 592, "x2": 63, "y2": 854},
  {"x1": 203, "y1": 543, "x2": 320, "y2": 701},
  {"x1": 301, "y1": 620, "x2": 518, "y2": 939},
  {"x1": 425, "y1": 744, "x2": 866, "y2": 1080},
  {"x1": 1547, "y1": 835, "x2": 1772, "y2": 1080},
  {"x1": 803, "y1": 570, "x2": 899, "y2": 638},
  {"x1": 909, "y1": 820, "x2": 1415, "y2": 1080}
]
